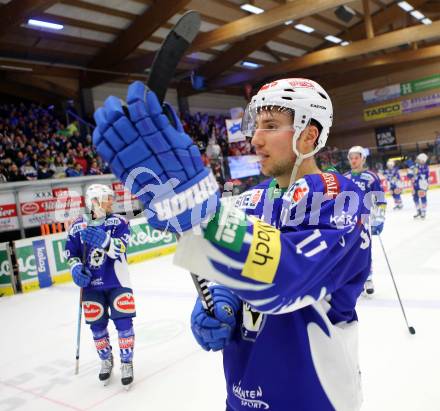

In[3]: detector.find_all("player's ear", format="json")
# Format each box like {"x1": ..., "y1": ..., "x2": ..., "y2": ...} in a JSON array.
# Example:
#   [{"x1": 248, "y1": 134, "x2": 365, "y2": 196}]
[{"x1": 303, "y1": 124, "x2": 319, "y2": 148}]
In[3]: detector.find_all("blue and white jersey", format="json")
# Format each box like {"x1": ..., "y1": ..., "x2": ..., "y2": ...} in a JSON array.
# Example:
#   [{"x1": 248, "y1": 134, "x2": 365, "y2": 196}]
[
  {"x1": 65, "y1": 214, "x2": 131, "y2": 290},
  {"x1": 383, "y1": 167, "x2": 402, "y2": 190},
  {"x1": 175, "y1": 173, "x2": 372, "y2": 411},
  {"x1": 344, "y1": 169, "x2": 386, "y2": 206},
  {"x1": 408, "y1": 163, "x2": 430, "y2": 191}
]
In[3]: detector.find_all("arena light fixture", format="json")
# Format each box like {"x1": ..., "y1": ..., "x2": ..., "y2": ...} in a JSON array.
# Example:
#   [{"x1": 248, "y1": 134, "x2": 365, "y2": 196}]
[
  {"x1": 28, "y1": 19, "x2": 63, "y2": 30},
  {"x1": 421, "y1": 17, "x2": 432, "y2": 25},
  {"x1": 410, "y1": 10, "x2": 425, "y2": 20},
  {"x1": 241, "y1": 60, "x2": 261, "y2": 69},
  {"x1": 284, "y1": 20, "x2": 293, "y2": 26},
  {"x1": 325, "y1": 35, "x2": 342, "y2": 44},
  {"x1": 397, "y1": 1, "x2": 414, "y2": 12},
  {"x1": 240, "y1": 4, "x2": 264, "y2": 14},
  {"x1": 294, "y1": 23, "x2": 314, "y2": 33},
  {"x1": 341, "y1": 41, "x2": 350, "y2": 46}
]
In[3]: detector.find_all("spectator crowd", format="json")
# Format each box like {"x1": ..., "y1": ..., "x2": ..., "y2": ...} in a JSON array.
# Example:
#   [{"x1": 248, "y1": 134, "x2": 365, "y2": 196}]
[
  {"x1": 5, "y1": 101, "x2": 437, "y2": 197},
  {"x1": 0, "y1": 102, "x2": 108, "y2": 183}
]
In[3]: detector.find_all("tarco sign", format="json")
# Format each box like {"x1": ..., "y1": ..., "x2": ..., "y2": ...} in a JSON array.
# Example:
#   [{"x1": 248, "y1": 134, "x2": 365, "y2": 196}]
[{"x1": 363, "y1": 101, "x2": 402, "y2": 121}]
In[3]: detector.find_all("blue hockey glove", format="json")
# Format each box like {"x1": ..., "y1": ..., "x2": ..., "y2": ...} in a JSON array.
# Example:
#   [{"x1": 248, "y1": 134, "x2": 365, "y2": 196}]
[
  {"x1": 191, "y1": 285, "x2": 241, "y2": 352},
  {"x1": 70, "y1": 261, "x2": 92, "y2": 288},
  {"x1": 80, "y1": 226, "x2": 110, "y2": 249},
  {"x1": 93, "y1": 81, "x2": 220, "y2": 233},
  {"x1": 371, "y1": 222, "x2": 384, "y2": 235}
]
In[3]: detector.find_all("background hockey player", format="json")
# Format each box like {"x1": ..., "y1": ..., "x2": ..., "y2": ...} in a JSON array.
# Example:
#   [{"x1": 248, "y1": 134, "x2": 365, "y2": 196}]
[
  {"x1": 384, "y1": 159, "x2": 403, "y2": 209},
  {"x1": 408, "y1": 153, "x2": 430, "y2": 219},
  {"x1": 65, "y1": 184, "x2": 135, "y2": 388},
  {"x1": 344, "y1": 146, "x2": 386, "y2": 295},
  {"x1": 92, "y1": 78, "x2": 375, "y2": 410}
]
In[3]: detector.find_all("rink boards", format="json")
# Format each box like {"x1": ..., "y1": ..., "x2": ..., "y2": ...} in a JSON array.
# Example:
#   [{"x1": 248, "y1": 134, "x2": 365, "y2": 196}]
[{"x1": 2, "y1": 217, "x2": 176, "y2": 295}]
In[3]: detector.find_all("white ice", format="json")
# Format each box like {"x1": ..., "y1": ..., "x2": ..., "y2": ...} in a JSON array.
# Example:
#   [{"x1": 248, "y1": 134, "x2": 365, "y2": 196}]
[{"x1": 1, "y1": 190, "x2": 440, "y2": 411}]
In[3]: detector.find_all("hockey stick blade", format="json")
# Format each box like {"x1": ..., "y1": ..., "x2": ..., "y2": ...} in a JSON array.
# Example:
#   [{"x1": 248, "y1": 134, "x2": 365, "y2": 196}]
[{"x1": 147, "y1": 10, "x2": 201, "y2": 104}]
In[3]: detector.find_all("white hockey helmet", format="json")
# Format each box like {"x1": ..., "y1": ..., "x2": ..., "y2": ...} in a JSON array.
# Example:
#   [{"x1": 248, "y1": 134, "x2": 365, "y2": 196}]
[
  {"x1": 386, "y1": 159, "x2": 395, "y2": 169},
  {"x1": 241, "y1": 78, "x2": 333, "y2": 157},
  {"x1": 347, "y1": 145, "x2": 367, "y2": 160},
  {"x1": 416, "y1": 153, "x2": 428, "y2": 163},
  {"x1": 85, "y1": 184, "x2": 115, "y2": 217}
]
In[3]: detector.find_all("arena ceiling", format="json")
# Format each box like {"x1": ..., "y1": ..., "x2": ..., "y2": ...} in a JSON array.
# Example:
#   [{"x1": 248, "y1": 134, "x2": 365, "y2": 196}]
[{"x1": 0, "y1": 0, "x2": 439, "y2": 102}]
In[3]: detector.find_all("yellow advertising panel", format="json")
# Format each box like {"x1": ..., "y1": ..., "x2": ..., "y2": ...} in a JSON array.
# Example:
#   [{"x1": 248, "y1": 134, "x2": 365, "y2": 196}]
[{"x1": 363, "y1": 101, "x2": 402, "y2": 121}]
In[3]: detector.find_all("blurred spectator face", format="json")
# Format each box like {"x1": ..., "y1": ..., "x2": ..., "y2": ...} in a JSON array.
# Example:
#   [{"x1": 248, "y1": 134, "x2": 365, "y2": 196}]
[{"x1": 10, "y1": 164, "x2": 18, "y2": 173}]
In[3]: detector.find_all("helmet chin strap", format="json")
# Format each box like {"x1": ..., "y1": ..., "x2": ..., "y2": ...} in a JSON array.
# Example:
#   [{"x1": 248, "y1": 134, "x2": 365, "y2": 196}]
[{"x1": 288, "y1": 127, "x2": 322, "y2": 187}]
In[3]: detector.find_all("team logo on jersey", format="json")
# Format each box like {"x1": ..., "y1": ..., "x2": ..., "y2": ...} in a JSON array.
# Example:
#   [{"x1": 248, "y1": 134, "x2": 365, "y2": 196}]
[
  {"x1": 320, "y1": 173, "x2": 340, "y2": 199},
  {"x1": 286, "y1": 178, "x2": 309, "y2": 205},
  {"x1": 114, "y1": 293, "x2": 136, "y2": 314},
  {"x1": 89, "y1": 248, "x2": 106, "y2": 268},
  {"x1": 235, "y1": 189, "x2": 264, "y2": 209},
  {"x1": 83, "y1": 301, "x2": 104, "y2": 322}
]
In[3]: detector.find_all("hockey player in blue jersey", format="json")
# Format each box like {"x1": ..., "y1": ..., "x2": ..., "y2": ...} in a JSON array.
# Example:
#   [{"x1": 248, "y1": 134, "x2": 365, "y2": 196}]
[
  {"x1": 344, "y1": 146, "x2": 386, "y2": 295},
  {"x1": 408, "y1": 153, "x2": 430, "y2": 219},
  {"x1": 384, "y1": 159, "x2": 403, "y2": 209},
  {"x1": 65, "y1": 184, "x2": 135, "y2": 388},
  {"x1": 92, "y1": 77, "x2": 376, "y2": 410}
]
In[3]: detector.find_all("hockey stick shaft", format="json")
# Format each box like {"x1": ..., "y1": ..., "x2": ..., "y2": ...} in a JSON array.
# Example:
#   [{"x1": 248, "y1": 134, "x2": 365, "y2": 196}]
[
  {"x1": 190, "y1": 274, "x2": 214, "y2": 315},
  {"x1": 378, "y1": 234, "x2": 415, "y2": 334},
  {"x1": 146, "y1": 11, "x2": 214, "y2": 315},
  {"x1": 75, "y1": 228, "x2": 88, "y2": 374},
  {"x1": 74, "y1": 287, "x2": 83, "y2": 375}
]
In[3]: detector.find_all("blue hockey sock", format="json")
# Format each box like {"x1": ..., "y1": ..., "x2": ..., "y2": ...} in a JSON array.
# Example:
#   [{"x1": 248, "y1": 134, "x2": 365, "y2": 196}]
[
  {"x1": 92, "y1": 327, "x2": 112, "y2": 360},
  {"x1": 118, "y1": 327, "x2": 135, "y2": 363}
]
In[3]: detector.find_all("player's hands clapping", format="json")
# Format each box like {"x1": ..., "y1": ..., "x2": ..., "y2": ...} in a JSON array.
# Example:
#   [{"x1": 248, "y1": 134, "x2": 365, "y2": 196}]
[{"x1": 191, "y1": 285, "x2": 241, "y2": 351}]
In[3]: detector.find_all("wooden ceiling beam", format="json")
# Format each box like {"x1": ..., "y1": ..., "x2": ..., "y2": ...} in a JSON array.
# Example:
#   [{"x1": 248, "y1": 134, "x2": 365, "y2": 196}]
[
  {"x1": 343, "y1": 0, "x2": 429, "y2": 42},
  {"x1": 0, "y1": 79, "x2": 65, "y2": 104},
  {"x1": 59, "y1": 0, "x2": 136, "y2": 20},
  {"x1": 293, "y1": 44, "x2": 440, "y2": 78},
  {"x1": 189, "y1": 0, "x2": 355, "y2": 52},
  {"x1": 262, "y1": 45, "x2": 283, "y2": 63},
  {"x1": 208, "y1": 19, "x2": 440, "y2": 89},
  {"x1": 5, "y1": 72, "x2": 78, "y2": 98},
  {"x1": 362, "y1": 0, "x2": 375, "y2": 39},
  {"x1": 419, "y1": 3, "x2": 440, "y2": 14},
  {"x1": 35, "y1": 12, "x2": 120, "y2": 35},
  {"x1": 196, "y1": 25, "x2": 289, "y2": 80},
  {"x1": 0, "y1": 0, "x2": 58, "y2": 37},
  {"x1": 88, "y1": 0, "x2": 191, "y2": 69}
]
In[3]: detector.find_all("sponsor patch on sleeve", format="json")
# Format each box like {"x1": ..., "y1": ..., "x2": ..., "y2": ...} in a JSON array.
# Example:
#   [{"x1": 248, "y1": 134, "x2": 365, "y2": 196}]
[
  {"x1": 320, "y1": 173, "x2": 340, "y2": 199},
  {"x1": 284, "y1": 178, "x2": 309, "y2": 205},
  {"x1": 234, "y1": 189, "x2": 264, "y2": 209},
  {"x1": 242, "y1": 218, "x2": 281, "y2": 284}
]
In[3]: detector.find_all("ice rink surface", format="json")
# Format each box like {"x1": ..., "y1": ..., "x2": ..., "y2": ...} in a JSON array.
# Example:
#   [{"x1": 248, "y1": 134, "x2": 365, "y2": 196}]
[{"x1": 1, "y1": 190, "x2": 440, "y2": 411}]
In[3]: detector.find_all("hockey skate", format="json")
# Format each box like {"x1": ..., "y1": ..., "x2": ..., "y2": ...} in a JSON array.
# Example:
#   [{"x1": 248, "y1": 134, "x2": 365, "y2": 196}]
[
  {"x1": 121, "y1": 362, "x2": 134, "y2": 390},
  {"x1": 413, "y1": 210, "x2": 421, "y2": 219},
  {"x1": 420, "y1": 211, "x2": 426, "y2": 219},
  {"x1": 393, "y1": 204, "x2": 403, "y2": 210},
  {"x1": 99, "y1": 354, "x2": 113, "y2": 386},
  {"x1": 364, "y1": 279, "x2": 374, "y2": 295}
]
